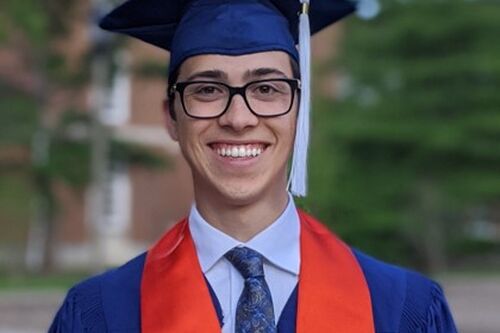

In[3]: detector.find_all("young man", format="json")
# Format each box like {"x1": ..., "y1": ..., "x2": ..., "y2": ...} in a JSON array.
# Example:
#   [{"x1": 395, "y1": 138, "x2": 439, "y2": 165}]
[{"x1": 50, "y1": 0, "x2": 457, "y2": 332}]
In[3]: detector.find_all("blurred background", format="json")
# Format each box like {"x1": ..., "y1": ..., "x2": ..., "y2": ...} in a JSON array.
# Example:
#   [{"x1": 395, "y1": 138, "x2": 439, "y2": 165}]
[{"x1": 0, "y1": 0, "x2": 499, "y2": 332}]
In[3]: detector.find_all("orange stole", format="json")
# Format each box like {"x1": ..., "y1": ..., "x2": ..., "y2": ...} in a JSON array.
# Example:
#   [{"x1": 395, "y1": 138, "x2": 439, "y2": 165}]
[{"x1": 141, "y1": 211, "x2": 375, "y2": 332}]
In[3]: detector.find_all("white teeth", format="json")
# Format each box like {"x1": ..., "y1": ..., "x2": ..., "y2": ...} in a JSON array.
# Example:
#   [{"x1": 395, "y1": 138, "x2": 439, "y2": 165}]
[{"x1": 215, "y1": 145, "x2": 265, "y2": 158}]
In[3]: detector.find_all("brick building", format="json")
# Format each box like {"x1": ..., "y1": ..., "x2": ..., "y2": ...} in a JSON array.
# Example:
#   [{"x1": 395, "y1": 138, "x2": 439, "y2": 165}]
[{"x1": 0, "y1": 0, "x2": 347, "y2": 271}]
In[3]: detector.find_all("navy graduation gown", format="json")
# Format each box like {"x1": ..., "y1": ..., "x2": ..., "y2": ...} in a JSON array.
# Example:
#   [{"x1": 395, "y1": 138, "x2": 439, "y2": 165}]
[{"x1": 49, "y1": 249, "x2": 457, "y2": 332}]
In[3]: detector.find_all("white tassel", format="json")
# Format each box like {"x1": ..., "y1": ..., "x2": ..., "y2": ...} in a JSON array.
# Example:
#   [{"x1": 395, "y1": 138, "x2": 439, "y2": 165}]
[{"x1": 289, "y1": 0, "x2": 311, "y2": 197}]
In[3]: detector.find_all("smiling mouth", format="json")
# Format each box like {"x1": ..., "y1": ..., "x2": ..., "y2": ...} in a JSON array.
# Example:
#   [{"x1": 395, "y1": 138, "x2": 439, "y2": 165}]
[{"x1": 209, "y1": 143, "x2": 268, "y2": 158}]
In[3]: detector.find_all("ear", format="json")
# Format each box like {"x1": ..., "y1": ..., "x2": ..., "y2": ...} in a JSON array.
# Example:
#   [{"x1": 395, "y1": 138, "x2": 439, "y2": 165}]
[{"x1": 163, "y1": 99, "x2": 179, "y2": 142}]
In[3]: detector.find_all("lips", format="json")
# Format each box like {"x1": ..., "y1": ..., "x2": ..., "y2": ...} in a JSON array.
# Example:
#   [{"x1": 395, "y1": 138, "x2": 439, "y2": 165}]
[{"x1": 209, "y1": 143, "x2": 268, "y2": 158}]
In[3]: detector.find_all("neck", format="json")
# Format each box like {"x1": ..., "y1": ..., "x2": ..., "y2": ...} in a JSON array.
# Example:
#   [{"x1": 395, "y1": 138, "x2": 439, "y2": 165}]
[{"x1": 194, "y1": 187, "x2": 290, "y2": 242}]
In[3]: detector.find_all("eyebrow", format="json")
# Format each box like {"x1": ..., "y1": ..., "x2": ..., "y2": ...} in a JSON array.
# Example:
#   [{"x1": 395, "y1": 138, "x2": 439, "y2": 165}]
[
  {"x1": 185, "y1": 70, "x2": 228, "y2": 82},
  {"x1": 183, "y1": 67, "x2": 288, "y2": 82},
  {"x1": 243, "y1": 67, "x2": 288, "y2": 80}
]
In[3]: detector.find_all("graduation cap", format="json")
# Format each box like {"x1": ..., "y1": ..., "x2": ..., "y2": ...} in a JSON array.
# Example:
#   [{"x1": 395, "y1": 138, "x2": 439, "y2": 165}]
[{"x1": 100, "y1": 0, "x2": 357, "y2": 197}]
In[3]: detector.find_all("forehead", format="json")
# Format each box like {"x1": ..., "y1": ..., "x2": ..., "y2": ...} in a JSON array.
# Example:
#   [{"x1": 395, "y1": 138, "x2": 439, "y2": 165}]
[{"x1": 177, "y1": 51, "x2": 293, "y2": 81}]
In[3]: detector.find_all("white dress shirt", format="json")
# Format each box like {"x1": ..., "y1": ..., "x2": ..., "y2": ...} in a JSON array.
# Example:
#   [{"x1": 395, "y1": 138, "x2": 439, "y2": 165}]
[{"x1": 188, "y1": 194, "x2": 300, "y2": 332}]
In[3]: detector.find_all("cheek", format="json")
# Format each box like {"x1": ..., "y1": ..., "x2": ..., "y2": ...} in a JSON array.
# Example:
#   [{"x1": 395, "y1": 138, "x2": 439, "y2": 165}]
[
  {"x1": 177, "y1": 124, "x2": 196, "y2": 154},
  {"x1": 176, "y1": 119, "x2": 210, "y2": 155},
  {"x1": 266, "y1": 118, "x2": 296, "y2": 159},
  {"x1": 281, "y1": 115, "x2": 298, "y2": 142},
  {"x1": 168, "y1": 123, "x2": 179, "y2": 142},
  {"x1": 282, "y1": 120, "x2": 297, "y2": 156}
]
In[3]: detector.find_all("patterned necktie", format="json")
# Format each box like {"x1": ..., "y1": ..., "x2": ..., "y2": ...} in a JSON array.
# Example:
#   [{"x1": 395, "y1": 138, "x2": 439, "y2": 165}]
[{"x1": 224, "y1": 246, "x2": 277, "y2": 333}]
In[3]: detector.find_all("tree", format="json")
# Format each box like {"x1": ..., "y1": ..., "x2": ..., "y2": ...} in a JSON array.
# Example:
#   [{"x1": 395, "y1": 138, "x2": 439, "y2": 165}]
[
  {"x1": 0, "y1": 0, "x2": 166, "y2": 272},
  {"x1": 304, "y1": 0, "x2": 500, "y2": 271}
]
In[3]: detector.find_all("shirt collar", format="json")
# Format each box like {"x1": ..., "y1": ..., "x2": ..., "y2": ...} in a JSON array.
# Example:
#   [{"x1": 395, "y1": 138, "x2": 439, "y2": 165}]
[{"x1": 188, "y1": 194, "x2": 300, "y2": 276}]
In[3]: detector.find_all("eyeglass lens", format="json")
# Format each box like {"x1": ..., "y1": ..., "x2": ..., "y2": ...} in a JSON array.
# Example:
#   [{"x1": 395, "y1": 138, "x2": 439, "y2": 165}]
[{"x1": 181, "y1": 80, "x2": 294, "y2": 118}]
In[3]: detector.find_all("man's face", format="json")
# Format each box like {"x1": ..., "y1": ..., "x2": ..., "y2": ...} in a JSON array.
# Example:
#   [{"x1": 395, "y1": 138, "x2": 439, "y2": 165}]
[{"x1": 165, "y1": 51, "x2": 298, "y2": 206}]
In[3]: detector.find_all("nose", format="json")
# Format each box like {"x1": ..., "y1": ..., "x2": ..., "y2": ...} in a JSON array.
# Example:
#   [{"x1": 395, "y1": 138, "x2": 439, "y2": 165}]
[{"x1": 217, "y1": 94, "x2": 259, "y2": 132}]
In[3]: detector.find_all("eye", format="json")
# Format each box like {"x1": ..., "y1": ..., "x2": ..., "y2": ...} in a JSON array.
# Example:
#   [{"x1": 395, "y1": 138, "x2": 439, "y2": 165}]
[
  {"x1": 249, "y1": 81, "x2": 289, "y2": 100},
  {"x1": 195, "y1": 85, "x2": 223, "y2": 95},
  {"x1": 255, "y1": 84, "x2": 277, "y2": 95},
  {"x1": 185, "y1": 82, "x2": 227, "y2": 101}
]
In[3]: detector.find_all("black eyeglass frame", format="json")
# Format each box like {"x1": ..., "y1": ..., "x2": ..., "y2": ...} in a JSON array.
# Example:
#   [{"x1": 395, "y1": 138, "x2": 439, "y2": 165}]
[{"x1": 169, "y1": 78, "x2": 301, "y2": 119}]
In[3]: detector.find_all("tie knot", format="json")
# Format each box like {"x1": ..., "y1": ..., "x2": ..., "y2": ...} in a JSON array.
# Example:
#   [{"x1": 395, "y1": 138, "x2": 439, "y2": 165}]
[{"x1": 224, "y1": 247, "x2": 265, "y2": 279}]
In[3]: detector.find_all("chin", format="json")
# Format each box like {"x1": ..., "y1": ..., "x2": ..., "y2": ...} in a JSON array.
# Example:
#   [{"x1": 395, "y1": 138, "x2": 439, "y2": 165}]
[
  {"x1": 215, "y1": 181, "x2": 264, "y2": 206},
  {"x1": 192, "y1": 165, "x2": 288, "y2": 208}
]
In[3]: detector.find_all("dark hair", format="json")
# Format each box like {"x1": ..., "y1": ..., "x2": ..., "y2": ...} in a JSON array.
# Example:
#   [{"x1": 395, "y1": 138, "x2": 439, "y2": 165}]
[
  {"x1": 166, "y1": 56, "x2": 300, "y2": 120},
  {"x1": 167, "y1": 68, "x2": 181, "y2": 120}
]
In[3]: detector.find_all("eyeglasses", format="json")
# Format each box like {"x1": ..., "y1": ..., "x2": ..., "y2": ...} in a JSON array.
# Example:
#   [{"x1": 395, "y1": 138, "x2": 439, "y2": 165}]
[{"x1": 169, "y1": 78, "x2": 300, "y2": 119}]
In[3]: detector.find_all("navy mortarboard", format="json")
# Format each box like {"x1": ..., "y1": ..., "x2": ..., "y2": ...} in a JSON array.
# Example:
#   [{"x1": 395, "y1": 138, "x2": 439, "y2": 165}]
[{"x1": 100, "y1": 0, "x2": 357, "y2": 197}]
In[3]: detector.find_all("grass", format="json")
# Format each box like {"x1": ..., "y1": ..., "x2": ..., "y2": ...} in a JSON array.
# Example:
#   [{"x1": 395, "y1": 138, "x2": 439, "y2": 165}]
[{"x1": 0, "y1": 272, "x2": 90, "y2": 291}]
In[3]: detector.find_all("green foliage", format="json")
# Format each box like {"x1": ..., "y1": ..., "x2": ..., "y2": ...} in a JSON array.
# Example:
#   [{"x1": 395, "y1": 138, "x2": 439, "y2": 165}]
[
  {"x1": 0, "y1": 174, "x2": 33, "y2": 242},
  {"x1": 47, "y1": 139, "x2": 92, "y2": 188},
  {"x1": 304, "y1": 0, "x2": 500, "y2": 268},
  {"x1": 0, "y1": 0, "x2": 80, "y2": 45},
  {"x1": 43, "y1": 112, "x2": 168, "y2": 189},
  {"x1": 134, "y1": 61, "x2": 169, "y2": 79},
  {"x1": 46, "y1": 138, "x2": 168, "y2": 189},
  {"x1": 48, "y1": 53, "x2": 91, "y2": 87},
  {"x1": 110, "y1": 141, "x2": 168, "y2": 169},
  {"x1": 449, "y1": 238, "x2": 500, "y2": 257},
  {"x1": 0, "y1": 0, "x2": 49, "y2": 45},
  {"x1": 0, "y1": 272, "x2": 89, "y2": 290},
  {"x1": 0, "y1": 85, "x2": 38, "y2": 146}
]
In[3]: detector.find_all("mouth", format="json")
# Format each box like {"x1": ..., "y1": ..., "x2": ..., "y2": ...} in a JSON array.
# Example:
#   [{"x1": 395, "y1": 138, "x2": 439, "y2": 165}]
[{"x1": 209, "y1": 142, "x2": 269, "y2": 159}]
